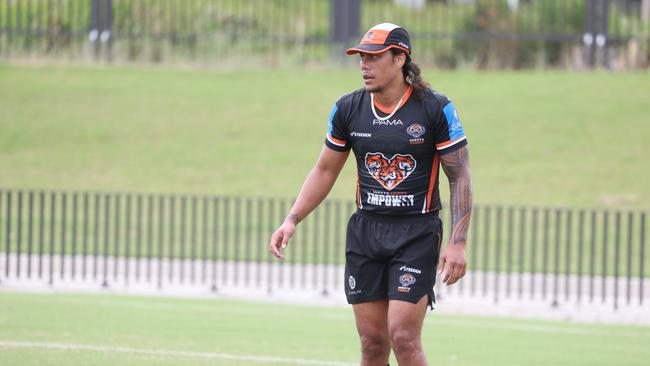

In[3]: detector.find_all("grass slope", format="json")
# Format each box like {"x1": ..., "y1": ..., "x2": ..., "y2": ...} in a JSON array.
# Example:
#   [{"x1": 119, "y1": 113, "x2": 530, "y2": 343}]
[{"x1": 0, "y1": 64, "x2": 648, "y2": 208}]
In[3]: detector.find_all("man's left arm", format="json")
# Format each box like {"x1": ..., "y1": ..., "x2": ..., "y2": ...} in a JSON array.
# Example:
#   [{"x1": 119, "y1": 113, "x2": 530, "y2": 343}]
[{"x1": 439, "y1": 145, "x2": 473, "y2": 285}]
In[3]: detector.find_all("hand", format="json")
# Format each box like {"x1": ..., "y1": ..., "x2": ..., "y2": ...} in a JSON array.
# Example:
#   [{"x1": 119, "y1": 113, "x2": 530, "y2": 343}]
[
  {"x1": 438, "y1": 242, "x2": 467, "y2": 286},
  {"x1": 269, "y1": 221, "x2": 296, "y2": 260}
]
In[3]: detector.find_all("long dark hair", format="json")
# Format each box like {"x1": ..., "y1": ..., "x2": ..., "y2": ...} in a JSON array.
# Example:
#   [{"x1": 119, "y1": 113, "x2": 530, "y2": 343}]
[{"x1": 392, "y1": 49, "x2": 430, "y2": 99}]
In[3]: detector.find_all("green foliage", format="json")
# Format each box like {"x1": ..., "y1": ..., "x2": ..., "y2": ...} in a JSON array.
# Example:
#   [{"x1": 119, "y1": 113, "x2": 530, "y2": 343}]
[
  {"x1": 450, "y1": 0, "x2": 588, "y2": 68},
  {"x1": 0, "y1": 0, "x2": 647, "y2": 68}
]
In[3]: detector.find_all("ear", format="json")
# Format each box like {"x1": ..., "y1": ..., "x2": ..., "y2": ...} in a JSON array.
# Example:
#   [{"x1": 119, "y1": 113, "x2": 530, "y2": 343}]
[{"x1": 394, "y1": 52, "x2": 406, "y2": 69}]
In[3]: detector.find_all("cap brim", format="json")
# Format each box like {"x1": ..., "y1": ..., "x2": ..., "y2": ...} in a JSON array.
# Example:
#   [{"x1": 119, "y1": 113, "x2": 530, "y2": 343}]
[{"x1": 346, "y1": 44, "x2": 410, "y2": 55}]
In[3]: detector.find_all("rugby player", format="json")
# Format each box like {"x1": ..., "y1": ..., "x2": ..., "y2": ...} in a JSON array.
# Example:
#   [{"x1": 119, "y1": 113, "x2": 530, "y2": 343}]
[{"x1": 270, "y1": 23, "x2": 472, "y2": 366}]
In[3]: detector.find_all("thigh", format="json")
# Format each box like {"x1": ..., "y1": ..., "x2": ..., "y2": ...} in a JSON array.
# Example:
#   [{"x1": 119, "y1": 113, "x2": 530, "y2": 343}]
[
  {"x1": 353, "y1": 300, "x2": 390, "y2": 339},
  {"x1": 387, "y1": 295, "x2": 429, "y2": 337}
]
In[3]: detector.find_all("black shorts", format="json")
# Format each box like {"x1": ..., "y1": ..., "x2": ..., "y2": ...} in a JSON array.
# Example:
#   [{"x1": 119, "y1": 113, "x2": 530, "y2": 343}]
[{"x1": 344, "y1": 210, "x2": 443, "y2": 309}]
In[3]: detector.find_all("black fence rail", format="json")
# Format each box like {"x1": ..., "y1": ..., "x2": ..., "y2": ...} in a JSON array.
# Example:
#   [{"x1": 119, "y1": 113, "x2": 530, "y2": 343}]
[
  {"x1": 0, "y1": 0, "x2": 648, "y2": 69},
  {"x1": 0, "y1": 188, "x2": 647, "y2": 310}
]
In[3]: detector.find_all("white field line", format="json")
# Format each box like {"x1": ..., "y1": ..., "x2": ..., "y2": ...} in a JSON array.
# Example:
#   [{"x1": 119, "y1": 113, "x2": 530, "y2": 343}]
[{"x1": 0, "y1": 340, "x2": 357, "y2": 366}]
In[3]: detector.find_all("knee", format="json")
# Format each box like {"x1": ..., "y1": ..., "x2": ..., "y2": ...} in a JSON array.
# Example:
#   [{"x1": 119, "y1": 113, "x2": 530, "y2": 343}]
[
  {"x1": 389, "y1": 327, "x2": 421, "y2": 356},
  {"x1": 360, "y1": 333, "x2": 390, "y2": 359}
]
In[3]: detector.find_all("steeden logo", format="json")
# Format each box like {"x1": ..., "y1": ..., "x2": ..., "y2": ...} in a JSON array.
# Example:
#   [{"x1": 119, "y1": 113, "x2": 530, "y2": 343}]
[
  {"x1": 351, "y1": 131, "x2": 372, "y2": 138},
  {"x1": 399, "y1": 265, "x2": 422, "y2": 274}
]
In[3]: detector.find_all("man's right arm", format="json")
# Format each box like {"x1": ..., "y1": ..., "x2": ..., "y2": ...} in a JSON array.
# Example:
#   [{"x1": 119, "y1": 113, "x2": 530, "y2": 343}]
[{"x1": 269, "y1": 146, "x2": 349, "y2": 259}]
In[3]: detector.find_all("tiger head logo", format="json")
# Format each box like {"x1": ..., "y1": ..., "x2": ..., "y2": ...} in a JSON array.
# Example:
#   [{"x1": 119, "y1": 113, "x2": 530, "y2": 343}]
[{"x1": 364, "y1": 153, "x2": 416, "y2": 191}]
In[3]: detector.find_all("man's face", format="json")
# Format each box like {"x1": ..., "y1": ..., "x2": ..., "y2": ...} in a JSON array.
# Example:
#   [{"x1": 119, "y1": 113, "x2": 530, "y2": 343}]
[{"x1": 359, "y1": 50, "x2": 404, "y2": 93}]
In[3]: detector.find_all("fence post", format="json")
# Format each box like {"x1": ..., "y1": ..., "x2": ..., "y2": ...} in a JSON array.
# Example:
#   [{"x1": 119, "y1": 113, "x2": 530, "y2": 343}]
[
  {"x1": 89, "y1": 0, "x2": 113, "y2": 61},
  {"x1": 584, "y1": 0, "x2": 611, "y2": 68},
  {"x1": 598, "y1": 0, "x2": 610, "y2": 68},
  {"x1": 331, "y1": 0, "x2": 361, "y2": 62},
  {"x1": 4, "y1": 191, "x2": 10, "y2": 280},
  {"x1": 90, "y1": 0, "x2": 101, "y2": 59},
  {"x1": 584, "y1": 0, "x2": 598, "y2": 67}
]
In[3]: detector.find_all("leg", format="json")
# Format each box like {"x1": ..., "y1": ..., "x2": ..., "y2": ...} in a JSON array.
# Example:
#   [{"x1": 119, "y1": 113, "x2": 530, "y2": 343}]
[
  {"x1": 388, "y1": 296, "x2": 429, "y2": 366},
  {"x1": 353, "y1": 300, "x2": 391, "y2": 366}
]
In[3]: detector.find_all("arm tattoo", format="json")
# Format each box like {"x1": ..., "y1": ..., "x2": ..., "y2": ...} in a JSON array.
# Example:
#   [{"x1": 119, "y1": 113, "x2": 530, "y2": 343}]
[
  {"x1": 440, "y1": 146, "x2": 473, "y2": 245},
  {"x1": 285, "y1": 213, "x2": 301, "y2": 224}
]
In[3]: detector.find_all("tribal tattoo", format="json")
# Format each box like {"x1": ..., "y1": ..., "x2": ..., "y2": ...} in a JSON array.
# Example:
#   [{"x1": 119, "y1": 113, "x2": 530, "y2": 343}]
[{"x1": 440, "y1": 146, "x2": 473, "y2": 245}]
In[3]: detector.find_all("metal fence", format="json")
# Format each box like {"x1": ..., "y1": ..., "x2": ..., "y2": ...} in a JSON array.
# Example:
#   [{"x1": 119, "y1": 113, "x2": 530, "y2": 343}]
[
  {"x1": 0, "y1": 0, "x2": 648, "y2": 68},
  {"x1": 0, "y1": 189, "x2": 647, "y2": 310}
]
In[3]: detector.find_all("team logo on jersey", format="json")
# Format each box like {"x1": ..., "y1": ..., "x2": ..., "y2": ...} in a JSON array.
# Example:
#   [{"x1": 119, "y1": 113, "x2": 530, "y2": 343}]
[
  {"x1": 406, "y1": 123, "x2": 425, "y2": 138},
  {"x1": 364, "y1": 152, "x2": 416, "y2": 191}
]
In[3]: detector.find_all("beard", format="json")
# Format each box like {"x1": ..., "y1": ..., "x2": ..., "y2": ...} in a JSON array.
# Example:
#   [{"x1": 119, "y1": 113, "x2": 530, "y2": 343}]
[{"x1": 365, "y1": 84, "x2": 383, "y2": 93}]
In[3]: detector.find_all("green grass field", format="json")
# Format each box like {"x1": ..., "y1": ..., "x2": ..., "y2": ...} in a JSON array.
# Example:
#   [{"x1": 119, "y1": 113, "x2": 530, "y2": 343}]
[
  {"x1": 0, "y1": 64, "x2": 649, "y2": 209},
  {"x1": 0, "y1": 291, "x2": 648, "y2": 366}
]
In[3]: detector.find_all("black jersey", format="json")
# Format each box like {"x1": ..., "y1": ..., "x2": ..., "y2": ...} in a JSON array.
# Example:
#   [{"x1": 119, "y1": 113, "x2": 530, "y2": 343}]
[{"x1": 324, "y1": 86, "x2": 468, "y2": 216}]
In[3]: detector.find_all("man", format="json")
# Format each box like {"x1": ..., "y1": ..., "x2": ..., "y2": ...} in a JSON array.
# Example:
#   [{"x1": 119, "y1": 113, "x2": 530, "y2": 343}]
[{"x1": 269, "y1": 23, "x2": 472, "y2": 366}]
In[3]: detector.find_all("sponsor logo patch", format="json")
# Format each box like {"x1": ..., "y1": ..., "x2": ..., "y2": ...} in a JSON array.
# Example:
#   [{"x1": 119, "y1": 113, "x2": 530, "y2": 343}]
[
  {"x1": 366, "y1": 192, "x2": 414, "y2": 207},
  {"x1": 364, "y1": 152, "x2": 416, "y2": 191},
  {"x1": 442, "y1": 102, "x2": 465, "y2": 141},
  {"x1": 351, "y1": 131, "x2": 372, "y2": 138},
  {"x1": 373, "y1": 119, "x2": 403, "y2": 126},
  {"x1": 348, "y1": 275, "x2": 356, "y2": 290},
  {"x1": 400, "y1": 265, "x2": 422, "y2": 274}
]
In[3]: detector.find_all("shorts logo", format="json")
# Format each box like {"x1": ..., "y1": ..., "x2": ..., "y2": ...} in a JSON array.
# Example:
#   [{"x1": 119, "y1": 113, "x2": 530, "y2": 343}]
[
  {"x1": 407, "y1": 123, "x2": 425, "y2": 138},
  {"x1": 398, "y1": 273, "x2": 416, "y2": 293},
  {"x1": 364, "y1": 152, "x2": 417, "y2": 191},
  {"x1": 399, "y1": 273, "x2": 416, "y2": 287},
  {"x1": 349, "y1": 275, "x2": 356, "y2": 290},
  {"x1": 400, "y1": 265, "x2": 422, "y2": 274}
]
